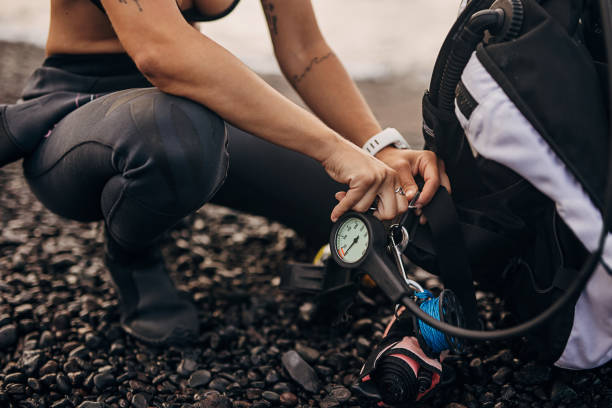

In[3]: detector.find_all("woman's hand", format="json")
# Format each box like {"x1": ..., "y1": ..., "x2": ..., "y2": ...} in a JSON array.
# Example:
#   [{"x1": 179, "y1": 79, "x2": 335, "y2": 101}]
[
  {"x1": 376, "y1": 147, "x2": 451, "y2": 223},
  {"x1": 322, "y1": 138, "x2": 409, "y2": 222}
]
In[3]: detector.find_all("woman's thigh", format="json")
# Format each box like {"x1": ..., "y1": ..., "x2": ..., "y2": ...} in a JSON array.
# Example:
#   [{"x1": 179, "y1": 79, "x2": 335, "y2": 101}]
[
  {"x1": 211, "y1": 126, "x2": 343, "y2": 245},
  {"x1": 23, "y1": 88, "x2": 228, "y2": 239}
]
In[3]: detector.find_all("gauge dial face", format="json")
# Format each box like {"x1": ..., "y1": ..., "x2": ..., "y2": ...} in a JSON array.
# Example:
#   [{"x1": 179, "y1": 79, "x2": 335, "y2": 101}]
[{"x1": 335, "y1": 217, "x2": 369, "y2": 264}]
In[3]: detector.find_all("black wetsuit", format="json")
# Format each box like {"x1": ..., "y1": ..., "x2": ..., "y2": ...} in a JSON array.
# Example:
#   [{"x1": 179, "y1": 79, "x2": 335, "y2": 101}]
[
  {"x1": 0, "y1": 0, "x2": 344, "y2": 344},
  {"x1": 0, "y1": 49, "x2": 341, "y2": 252}
]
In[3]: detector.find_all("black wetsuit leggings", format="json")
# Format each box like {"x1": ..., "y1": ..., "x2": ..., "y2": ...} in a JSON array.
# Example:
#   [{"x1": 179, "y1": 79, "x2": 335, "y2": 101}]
[{"x1": 15, "y1": 58, "x2": 342, "y2": 251}]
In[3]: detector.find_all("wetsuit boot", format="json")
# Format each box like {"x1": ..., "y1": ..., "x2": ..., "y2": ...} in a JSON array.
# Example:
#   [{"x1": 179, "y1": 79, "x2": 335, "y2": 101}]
[{"x1": 104, "y1": 233, "x2": 199, "y2": 345}]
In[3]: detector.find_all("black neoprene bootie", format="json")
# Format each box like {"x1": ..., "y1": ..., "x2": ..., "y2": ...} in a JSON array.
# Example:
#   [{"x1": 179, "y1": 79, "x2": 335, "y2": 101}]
[{"x1": 104, "y1": 233, "x2": 199, "y2": 345}]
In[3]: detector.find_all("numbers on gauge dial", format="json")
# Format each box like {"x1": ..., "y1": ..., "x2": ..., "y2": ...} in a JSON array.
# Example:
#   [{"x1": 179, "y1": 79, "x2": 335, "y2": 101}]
[{"x1": 335, "y1": 217, "x2": 369, "y2": 264}]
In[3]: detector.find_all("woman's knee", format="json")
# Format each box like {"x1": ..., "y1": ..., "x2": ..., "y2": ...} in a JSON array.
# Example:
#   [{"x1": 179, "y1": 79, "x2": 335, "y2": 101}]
[{"x1": 126, "y1": 91, "x2": 229, "y2": 214}]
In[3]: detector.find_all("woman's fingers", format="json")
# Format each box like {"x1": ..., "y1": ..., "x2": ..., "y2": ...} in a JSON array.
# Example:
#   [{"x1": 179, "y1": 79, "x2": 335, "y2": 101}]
[
  {"x1": 331, "y1": 174, "x2": 382, "y2": 221},
  {"x1": 414, "y1": 152, "x2": 441, "y2": 207},
  {"x1": 374, "y1": 177, "x2": 399, "y2": 220}
]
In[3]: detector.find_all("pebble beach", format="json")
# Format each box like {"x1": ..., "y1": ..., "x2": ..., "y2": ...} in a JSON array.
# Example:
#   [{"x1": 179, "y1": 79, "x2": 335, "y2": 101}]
[{"x1": 0, "y1": 19, "x2": 611, "y2": 408}]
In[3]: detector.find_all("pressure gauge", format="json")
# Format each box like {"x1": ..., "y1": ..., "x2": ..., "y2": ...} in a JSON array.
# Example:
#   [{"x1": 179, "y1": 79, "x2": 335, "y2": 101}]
[
  {"x1": 330, "y1": 213, "x2": 374, "y2": 268},
  {"x1": 329, "y1": 211, "x2": 413, "y2": 303}
]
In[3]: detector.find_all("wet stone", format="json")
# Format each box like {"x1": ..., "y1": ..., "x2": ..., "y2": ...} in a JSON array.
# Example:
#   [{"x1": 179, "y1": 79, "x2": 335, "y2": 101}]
[
  {"x1": 251, "y1": 400, "x2": 271, "y2": 408},
  {"x1": 93, "y1": 372, "x2": 115, "y2": 390},
  {"x1": 68, "y1": 345, "x2": 88, "y2": 359},
  {"x1": 40, "y1": 360, "x2": 59, "y2": 376},
  {"x1": 479, "y1": 392, "x2": 495, "y2": 404},
  {"x1": 178, "y1": 358, "x2": 198, "y2": 376},
  {"x1": 19, "y1": 350, "x2": 41, "y2": 376},
  {"x1": 131, "y1": 393, "x2": 148, "y2": 408},
  {"x1": 279, "y1": 392, "x2": 297, "y2": 407},
  {"x1": 51, "y1": 398, "x2": 75, "y2": 408},
  {"x1": 515, "y1": 363, "x2": 551, "y2": 385},
  {"x1": 551, "y1": 381, "x2": 578, "y2": 403},
  {"x1": 40, "y1": 373, "x2": 57, "y2": 387},
  {"x1": 5, "y1": 372, "x2": 26, "y2": 383},
  {"x1": 200, "y1": 391, "x2": 231, "y2": 408},
  {"x1": 352, "y1": 318, "x2": 373, "y2": 333},
  {"x1": 14, "y1": 304, "x2": 33, "y2": 318},
  {"x1": 326, "y1": 354, "x2": 348, "y2": 371},
  {"x1": 63, "y1": 358, "x2": 81, "y2": 373},
  {"x1": 68, "y1": 371, "x2": 85, "y2": 388},
  {"x1": 262, "y1": 391, "x2": 280, "y2": 403},
  {"x1": 39, "y1": 330, "x2": 54, "y2": 347},
  {"x1": 117, "y1": 371, "x2": 135, "y2": 383},
  {"x1": 469, "y1": 358, "x2": 484, "y2": 379},
  {"x1": 56, "y1": 372, "x2": 72, "y2": 394},
  {"x1": 0, "y1": 314, "x2": 12, "y2": 327},
  {"x1": 330, "y1": 386, "x2": 351, "y2": 402},
  {"x1": 492, "y1": 366, "x2": 512, "y2": 385},
  {"x1": 0, "y1": 324, "x2": 18, "y2": 348},
  {"x1": 209, "y1": 377, "x2": 230, "y2": 392},
  {"x1": 320, "y1": 396, "x2": 340, "y2": 408},
  {"x1": 264, "y1": 370, "x2": 279, "y2": 384},
  {"x1": 294, "y1": 343, "x2": 319, "y2": 364},
  {"x1": 109, "y1": 341, "x2": 125, "y2": 356},
  {"x1": 53, "y1": 311, "x2": 71, "y2": 330},
  {"x1": 484, "y1": 349, "x2": 513, "y2": 365},
  {"x1": 189, "y1": 370, "x2": 212, "y2": 388},
  {"x1": 272, "y1": 383, "x2": 291, "y2": 394},
  {"x1": 5, "y1": 382, "x2": 26, "y2": 395},
  {"x1": 84, "y1": 332, "x2": 102, "y2": 349},
  {"x1": 281, "y1": 350, "x2": 320, "y2": 393},
  {"x1": 27, "y1": 377, "x2": 41, "y2": 392},
  {"x1": 500, "y1": 384, "x2": 516, "y2": 400},
  {"x1": 315, "y1": 365, "x2": 333, "y2": 378},
  {"x1": 246, "y1": 388, "x2": 262, "y2": 400}
]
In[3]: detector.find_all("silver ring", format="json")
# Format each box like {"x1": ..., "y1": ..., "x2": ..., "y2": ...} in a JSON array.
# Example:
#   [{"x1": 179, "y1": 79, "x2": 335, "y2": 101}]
[{"x1": 394, "y1": 186, "x2": 405, "y2": 196}]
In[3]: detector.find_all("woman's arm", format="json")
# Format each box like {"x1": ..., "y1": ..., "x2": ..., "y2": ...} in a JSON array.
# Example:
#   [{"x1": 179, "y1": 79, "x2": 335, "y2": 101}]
[
  {"x1": 98, "y1": 0, "x2": 409, "y2": 221},
  {"x1": 264, "y1": 0, "x2": 450, "y2": 207}
]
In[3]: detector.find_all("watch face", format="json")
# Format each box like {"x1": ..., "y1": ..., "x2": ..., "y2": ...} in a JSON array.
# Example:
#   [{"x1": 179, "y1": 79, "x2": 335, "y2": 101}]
[{"x1": 334, "y1": 217, "x2": 369, "y2": 264}]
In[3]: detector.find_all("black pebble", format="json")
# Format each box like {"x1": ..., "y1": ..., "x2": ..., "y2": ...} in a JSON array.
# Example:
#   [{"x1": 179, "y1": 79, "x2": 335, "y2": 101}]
[
  {"x1": 131, "y1": 393, "x2": 148, "y2": 408},
  {"x1": 209, "y1": 377, "x2": 230, "y2": 392},
  {"x1": 262, "y1": 391, "x2": 280, "y2": 402},
  {"x1": 281, "y1": 351, "x2": 320, "y2": 393},
  {"x1": 0, "y1": 324, "x2": 18, "y2": 348},
  {"x1": 93, "y1": 372, "x2": 115, "y2": 390},
  {"x1": 189, "y1": 369, "x2": 212, "y2": 388},
  {"x1": 56, "y1": 372, "x2": 72, "y2": 394}
]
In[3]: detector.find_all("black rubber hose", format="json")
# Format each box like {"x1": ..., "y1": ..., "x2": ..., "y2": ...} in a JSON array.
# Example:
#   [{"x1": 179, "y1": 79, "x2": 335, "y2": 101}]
[
  {"x1": 438, "y1": 10, "x2": 504, "y2": 113},
  {"x1": 401, "y1": 244, "x2": 600, "y2": 340}
]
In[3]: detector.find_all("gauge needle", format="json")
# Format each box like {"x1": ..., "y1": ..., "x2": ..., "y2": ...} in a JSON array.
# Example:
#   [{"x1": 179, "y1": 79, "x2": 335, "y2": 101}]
[{"x1": 344, "y1": 235, "x2": 360, "y2": 256}]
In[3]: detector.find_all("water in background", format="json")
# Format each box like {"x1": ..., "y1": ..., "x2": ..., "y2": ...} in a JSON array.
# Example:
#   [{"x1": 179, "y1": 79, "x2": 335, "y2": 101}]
[{"x1": 0, "y1": 0, "x2": 458, "y2": 80}]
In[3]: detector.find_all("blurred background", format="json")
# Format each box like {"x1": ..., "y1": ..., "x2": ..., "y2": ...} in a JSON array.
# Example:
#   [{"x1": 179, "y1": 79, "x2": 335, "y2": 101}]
[
  {"x1": 0, "y1": 1, "x2": 458, "y2": 145},
  {"x1": 1, "y1": 0, "x2": 458, "y2": 80}
]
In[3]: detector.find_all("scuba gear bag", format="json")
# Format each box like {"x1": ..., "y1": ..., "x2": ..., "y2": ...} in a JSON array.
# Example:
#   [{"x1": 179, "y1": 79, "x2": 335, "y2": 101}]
[{"x1": 406, "y1": 0, "x2": 612, "y2": 369}]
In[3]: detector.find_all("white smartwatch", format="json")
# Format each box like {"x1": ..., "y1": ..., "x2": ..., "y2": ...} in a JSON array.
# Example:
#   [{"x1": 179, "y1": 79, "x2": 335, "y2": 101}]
[{"x1": 362, "y1": 128, "x2": 411, "y2": 156}]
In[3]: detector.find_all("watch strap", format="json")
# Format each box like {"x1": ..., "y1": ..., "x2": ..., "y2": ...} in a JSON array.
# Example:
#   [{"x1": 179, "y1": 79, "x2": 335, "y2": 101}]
[{"x1": 362, "y1": 128, "x2": 410, "y2": 156}]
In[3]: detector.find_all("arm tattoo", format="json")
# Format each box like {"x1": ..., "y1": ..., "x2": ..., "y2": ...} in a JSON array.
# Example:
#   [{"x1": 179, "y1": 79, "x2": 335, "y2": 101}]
[
  {"x1": 292, "y1": 52, "x2": 333, "y2": 85},
  {"x1": 118, "y1": 0, "x2": 143, "y2": 12},
  {"x1": 262, "y1": 0, "x2": 278, "y2": 36}
]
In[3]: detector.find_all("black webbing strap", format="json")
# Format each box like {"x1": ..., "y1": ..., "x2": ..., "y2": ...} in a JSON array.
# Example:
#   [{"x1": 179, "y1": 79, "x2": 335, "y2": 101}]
[{"x1": 422, "y1": 187, "x2": 480, "y2": 329}]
